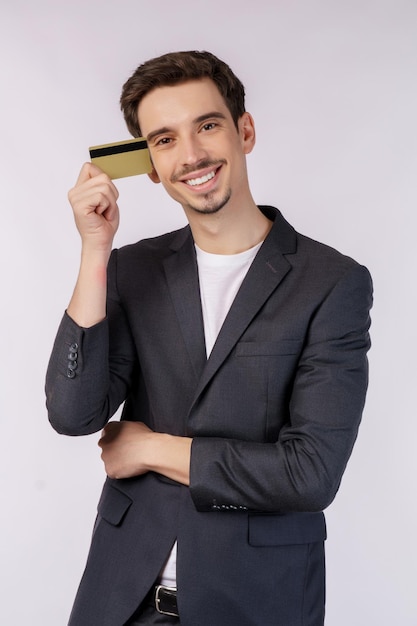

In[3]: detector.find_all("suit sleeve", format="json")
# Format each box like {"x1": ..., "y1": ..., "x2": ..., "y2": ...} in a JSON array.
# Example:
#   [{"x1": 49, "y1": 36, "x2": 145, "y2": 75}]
[
  {"x1": 45, "y1": 251, "x2": 138, "y2": 435},
  {"x1": 189, "y1": 263, "x2": 373, "y2": 513}
]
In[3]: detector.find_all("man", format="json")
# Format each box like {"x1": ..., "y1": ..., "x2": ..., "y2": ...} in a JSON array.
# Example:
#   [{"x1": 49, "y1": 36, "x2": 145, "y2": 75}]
[{"x1": 46, "y1": 51, "x2": 372, "y2": 625}]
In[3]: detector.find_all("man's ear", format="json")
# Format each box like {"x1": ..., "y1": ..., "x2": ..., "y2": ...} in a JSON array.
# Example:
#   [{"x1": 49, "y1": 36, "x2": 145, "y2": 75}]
[
  {"x1": 147, "y1": 167, "x2": 161, "y2": 184},
  {"x1": 239, "y1": 112, "x2": 256, "y2": 155}
]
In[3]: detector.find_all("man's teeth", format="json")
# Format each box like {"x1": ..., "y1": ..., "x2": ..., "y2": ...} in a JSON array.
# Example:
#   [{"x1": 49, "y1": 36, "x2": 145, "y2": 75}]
[{"x1": 185, "y1": 171, "x2": 215, "y2": 186}]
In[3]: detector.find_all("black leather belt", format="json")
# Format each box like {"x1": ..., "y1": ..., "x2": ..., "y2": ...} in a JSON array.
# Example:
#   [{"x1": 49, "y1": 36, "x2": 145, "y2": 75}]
[{"x1": 153, "y1": 585, "x2": 179, "y2": 617}]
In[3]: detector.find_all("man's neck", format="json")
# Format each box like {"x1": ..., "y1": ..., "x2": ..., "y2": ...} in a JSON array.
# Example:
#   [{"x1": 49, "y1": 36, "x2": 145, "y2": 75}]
[{"x1": 187, "y1": 202, "x2": 273, "y2": 255}]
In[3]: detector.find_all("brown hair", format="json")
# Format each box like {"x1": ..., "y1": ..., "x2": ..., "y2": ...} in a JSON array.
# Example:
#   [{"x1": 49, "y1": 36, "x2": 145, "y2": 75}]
[{"x1": 120, "y1": 50, "x2": 246, "y2": 137}]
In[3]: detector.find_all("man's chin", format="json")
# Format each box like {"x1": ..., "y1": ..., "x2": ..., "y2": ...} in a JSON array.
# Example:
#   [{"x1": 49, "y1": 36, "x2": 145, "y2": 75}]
[{"x1": 186, "y1": 189, "x2": 232, "y2": 216}]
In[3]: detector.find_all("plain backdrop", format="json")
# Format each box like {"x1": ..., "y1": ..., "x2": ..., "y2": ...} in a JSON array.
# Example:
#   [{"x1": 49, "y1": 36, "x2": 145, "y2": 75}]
[{"x1": 1, "y1": 1, "x2": 416, "y2": 624}]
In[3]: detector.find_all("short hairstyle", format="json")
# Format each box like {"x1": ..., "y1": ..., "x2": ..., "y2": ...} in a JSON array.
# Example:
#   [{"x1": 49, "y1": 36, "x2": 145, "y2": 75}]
[{"x1": 120, "y1": 50, "x2": 246, "y2": 137}]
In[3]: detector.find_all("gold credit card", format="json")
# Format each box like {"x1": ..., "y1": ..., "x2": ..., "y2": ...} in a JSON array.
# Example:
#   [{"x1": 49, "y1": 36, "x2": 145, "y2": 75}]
[{"x1": 89, "y1": 137, "x2": 152, "y2": 179}]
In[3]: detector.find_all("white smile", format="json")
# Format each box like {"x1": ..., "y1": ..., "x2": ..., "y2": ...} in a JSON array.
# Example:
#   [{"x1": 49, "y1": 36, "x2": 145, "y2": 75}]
[{"x1": 185, "y1": 170, "x2": 216, "y2": 186}]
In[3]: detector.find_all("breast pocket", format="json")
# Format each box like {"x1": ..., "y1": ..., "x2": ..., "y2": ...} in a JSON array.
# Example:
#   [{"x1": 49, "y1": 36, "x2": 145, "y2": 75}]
[
  {"x1": 236, "y1": 339, "x2": 303, "y2": 441},
  {"x1": 236, "y1": 339, "x2": 303, "y2": 358},
  {"x1": 194, "y1": 340, "x2": 303, "y2": 442}
]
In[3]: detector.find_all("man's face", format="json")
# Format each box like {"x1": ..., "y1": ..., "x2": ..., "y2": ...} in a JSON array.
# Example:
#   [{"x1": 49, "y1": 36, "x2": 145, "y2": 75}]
[{"x1": 138, "y1": 78, "x2": 255, "y2": 217}]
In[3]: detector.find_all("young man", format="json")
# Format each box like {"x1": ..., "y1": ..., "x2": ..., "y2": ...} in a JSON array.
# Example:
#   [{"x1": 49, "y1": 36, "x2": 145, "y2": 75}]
[{"x1": 46, "y1": 51, "x2": 373, "y2": 625}]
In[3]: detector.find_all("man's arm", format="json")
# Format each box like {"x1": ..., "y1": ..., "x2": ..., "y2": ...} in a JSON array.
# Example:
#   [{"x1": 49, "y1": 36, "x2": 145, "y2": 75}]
[
  {"x1": 46, "y1": 163, "x2": 125, "y2": 434},
  {"x1": 98, "y1": 420, "x2": 192, "y2": 485},
  {"x1": 189, "y1": 263, "x2": 373, "y2": 513},
  {"x1": 66, "y1": 162, "x2": 120, "y2": 328}
]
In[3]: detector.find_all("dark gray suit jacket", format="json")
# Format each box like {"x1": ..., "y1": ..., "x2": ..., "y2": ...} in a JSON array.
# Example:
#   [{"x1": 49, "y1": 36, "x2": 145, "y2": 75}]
[{"x1": 46, "y1": 206, "x2": 372, "y2": 625}]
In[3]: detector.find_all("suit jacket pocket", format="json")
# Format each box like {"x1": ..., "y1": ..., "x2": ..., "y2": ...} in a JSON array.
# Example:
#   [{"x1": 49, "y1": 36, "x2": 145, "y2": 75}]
[
  {"x1": 236, "y1": 339, "x2": 304, "y2": 441},
  {"x1": 248, "y1": 512, "x2": 327, "y2": 546},
  {"x1": 97, "y1": 482, "x2": 133, "y2": 527},
  {"x1": 236, "y1": 339, "x2": 303, "y2": 357}
]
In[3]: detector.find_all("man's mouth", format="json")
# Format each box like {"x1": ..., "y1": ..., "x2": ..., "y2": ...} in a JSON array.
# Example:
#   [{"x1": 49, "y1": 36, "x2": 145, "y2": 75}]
[
  {"x1": 185, "y1": 170, "x2": 216, "y2": 187},
  {"x1": 172, "y1": 160, "x2": 225, "y2": 188}
]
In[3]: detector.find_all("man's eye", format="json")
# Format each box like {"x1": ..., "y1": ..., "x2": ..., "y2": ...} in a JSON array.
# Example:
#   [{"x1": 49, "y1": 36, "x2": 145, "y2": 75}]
[
  {"x1": 202, "y1": 122, "x2": 216, "y2": 131},
  {"x1": 156, "y1": 137, "x2": 171, "y2": 146}
]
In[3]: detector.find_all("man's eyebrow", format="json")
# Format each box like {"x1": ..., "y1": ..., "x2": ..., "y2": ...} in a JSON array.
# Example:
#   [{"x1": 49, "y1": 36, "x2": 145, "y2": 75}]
[
  {"x1": 193, "y1": 111, "x2": 227, "y2": 124},
  {"x1": 146, "y1": 126, "x2": 171, "y2": 144},
  {"x1": 146, "y1": 112, "x2": 227, "y2": 144}
]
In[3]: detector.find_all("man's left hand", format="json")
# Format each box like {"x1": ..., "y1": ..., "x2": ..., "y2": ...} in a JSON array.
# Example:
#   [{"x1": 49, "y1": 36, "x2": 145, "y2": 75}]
[{"x1": 98, "y1": 420, "x2": 192, "y2": 485}]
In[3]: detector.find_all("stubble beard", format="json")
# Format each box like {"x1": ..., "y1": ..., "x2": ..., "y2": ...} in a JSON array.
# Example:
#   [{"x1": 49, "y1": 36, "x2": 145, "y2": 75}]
[
  {"x1": 171, "y1": 159, "x2": 230, "y2": 215},
  {"x1": 185, "y1": 187, "x2": 232, "y2": 215}
]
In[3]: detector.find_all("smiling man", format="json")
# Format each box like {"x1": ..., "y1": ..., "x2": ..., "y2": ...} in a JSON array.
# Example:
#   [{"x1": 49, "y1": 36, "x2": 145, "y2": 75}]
[{"x1": 46, "y1": 51, "x2": 373, "y2": 626}]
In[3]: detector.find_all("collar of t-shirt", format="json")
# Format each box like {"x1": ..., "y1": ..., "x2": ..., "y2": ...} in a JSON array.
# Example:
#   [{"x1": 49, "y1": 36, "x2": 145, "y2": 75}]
[{"x1": 195, "y1": 242, "x2": 263, "y2": 357}]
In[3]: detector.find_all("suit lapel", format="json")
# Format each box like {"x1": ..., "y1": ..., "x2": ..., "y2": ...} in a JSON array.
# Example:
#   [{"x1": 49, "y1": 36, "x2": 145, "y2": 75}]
[
  {"x1": 163, "y1": 228, "x2": 207, "y2": 381},
  {"x1": 190, "y1": 207, "x2": 297, "y2": 403},
  {"x1": 162, "y1": 208, "x2": 297, "y2": 406}
]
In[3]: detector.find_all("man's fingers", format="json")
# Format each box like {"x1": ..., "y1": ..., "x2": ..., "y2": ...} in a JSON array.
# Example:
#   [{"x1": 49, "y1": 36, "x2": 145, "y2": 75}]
[
  {"x1": 73, "y1": 165, "x2": 119, "y2": 199},
  {"x1": 98, "y1": 421, "x2": 119, "y2": 446},
  {"x1": 74, "y1": 164, "x2": 119, "y2": 204},
  {"x1": 68, "y1": 173, "x2": 120, "y2": 223},
  {"x1": 75, "y1": 162, "x2": 104, "y2": 185}
]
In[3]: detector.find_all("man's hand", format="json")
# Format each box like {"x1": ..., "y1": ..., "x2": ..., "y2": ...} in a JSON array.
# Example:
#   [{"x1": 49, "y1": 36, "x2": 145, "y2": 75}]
[
  {"x1": 66, "y1": 163, "x2": 120, "y2": 328},
  {"x1": 98, "y1": 421, "x2": 154, "y2": 479},
  {"x1": 68, "y1": 162, "x2": 120, "y2": 254},
  {"x1": 98, "y1": 421, "x2": 192, "y2": 485}
]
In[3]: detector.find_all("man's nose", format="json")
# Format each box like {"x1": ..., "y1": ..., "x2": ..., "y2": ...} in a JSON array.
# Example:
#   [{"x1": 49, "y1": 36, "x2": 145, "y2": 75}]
[{"x1": 178, "y1": 134, "x2": 208, "y2": 166}]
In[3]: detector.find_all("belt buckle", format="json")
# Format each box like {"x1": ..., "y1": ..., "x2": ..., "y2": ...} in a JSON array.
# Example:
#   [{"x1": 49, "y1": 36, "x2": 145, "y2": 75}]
[{"x1": 155, "y1": 584, "x2": 178, "y2": 617}]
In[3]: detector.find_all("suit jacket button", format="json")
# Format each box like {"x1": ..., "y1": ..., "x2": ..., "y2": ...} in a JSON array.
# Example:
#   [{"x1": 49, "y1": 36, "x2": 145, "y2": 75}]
[{"x1": 66, "y1": 368, "x2": 76, "y2": 379}]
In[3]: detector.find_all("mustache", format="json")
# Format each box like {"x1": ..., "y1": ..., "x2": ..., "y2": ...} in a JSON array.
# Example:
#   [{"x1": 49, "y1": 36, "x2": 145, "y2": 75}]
[{"x1": 171, "y1": 159, "x2": 226, "y2": 183}]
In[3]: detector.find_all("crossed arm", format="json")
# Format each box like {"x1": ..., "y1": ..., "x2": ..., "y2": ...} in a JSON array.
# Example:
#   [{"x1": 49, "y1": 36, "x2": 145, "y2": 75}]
[
  {"x1": 52, "y1": 263, "x2": 371, "y2": 513},
  {"x1": 98, "y1": 420, "x2": 192, "y2": 485}
]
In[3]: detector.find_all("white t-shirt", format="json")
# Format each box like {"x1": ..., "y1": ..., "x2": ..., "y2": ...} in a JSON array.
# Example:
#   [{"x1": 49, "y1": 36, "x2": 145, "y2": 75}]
[{"x1": 159, "y1": 241, "x2": 262, "y2": 587}]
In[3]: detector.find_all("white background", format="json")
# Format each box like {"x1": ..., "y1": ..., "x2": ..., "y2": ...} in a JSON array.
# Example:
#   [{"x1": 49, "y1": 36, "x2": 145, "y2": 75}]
[{"x1": 1, "y1": 1, "x2": 416, "y2": 624}]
